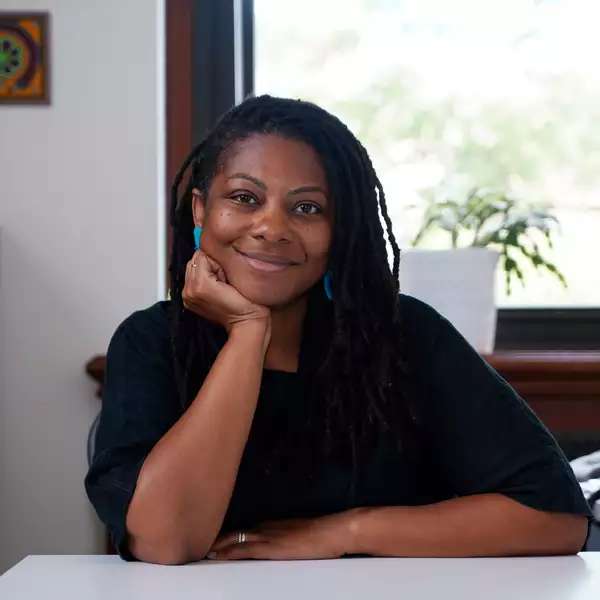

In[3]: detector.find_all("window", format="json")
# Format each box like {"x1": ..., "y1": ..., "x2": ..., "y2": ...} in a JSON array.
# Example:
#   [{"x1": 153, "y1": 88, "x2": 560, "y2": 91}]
[{"x1": 254, "y1": 0, "x2": 600, "y2": 309}]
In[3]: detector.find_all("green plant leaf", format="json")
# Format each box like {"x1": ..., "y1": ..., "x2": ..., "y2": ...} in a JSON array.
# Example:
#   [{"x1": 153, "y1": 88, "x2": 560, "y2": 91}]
[{"x1": 411, "y1": 184, "x2": 565, "y2": 295}]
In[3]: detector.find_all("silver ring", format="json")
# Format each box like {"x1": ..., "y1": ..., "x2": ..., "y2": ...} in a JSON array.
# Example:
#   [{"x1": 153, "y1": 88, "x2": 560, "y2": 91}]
[
  {"x1": 236, "y1": 531, "x2": 247, "y2": 544},
  {"x1": 191, "y1": 263, "x2": 198, "y2": 268}
]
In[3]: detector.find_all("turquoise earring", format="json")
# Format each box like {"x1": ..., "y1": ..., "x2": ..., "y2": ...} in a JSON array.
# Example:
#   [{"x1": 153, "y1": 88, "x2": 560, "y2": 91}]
[
  {"x1": 323, "y1": 271, "x2": 333, "y2": 301},
  {"x1": 193, "y1": 225, "x2": 203, "y2": 250}
]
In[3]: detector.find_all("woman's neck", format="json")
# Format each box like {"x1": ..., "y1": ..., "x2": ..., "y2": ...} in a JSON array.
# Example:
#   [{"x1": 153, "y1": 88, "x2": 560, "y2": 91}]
[{"x1": 263, "y1": 295, "x2": 308, "y2": 373}]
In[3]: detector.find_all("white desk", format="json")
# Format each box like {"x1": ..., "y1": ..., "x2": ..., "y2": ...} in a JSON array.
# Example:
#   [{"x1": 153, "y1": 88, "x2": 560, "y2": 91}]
[{"x1": 1, "y1": 554, "x2": 600, "y2": 599}]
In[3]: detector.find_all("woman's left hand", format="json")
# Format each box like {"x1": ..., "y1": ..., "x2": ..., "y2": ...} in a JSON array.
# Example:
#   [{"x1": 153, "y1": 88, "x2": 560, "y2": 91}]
[{"x1": 207, "y1": 510, "x2": 358, "y2": 560}]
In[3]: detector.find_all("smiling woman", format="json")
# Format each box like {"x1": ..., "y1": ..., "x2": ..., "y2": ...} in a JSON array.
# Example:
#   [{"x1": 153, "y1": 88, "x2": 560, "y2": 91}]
[
  {"x1": 84, "y1": 95, "x2": 592, "y2": 565},
  {"x1": 190, "y1": 134, "x2": 334, "y2": 309}
]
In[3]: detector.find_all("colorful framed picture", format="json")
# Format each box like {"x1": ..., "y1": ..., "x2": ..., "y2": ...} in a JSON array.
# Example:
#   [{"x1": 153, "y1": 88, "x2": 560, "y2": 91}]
[{"x1": 0, "y1": 12, "x2": 50, "y2": 104}]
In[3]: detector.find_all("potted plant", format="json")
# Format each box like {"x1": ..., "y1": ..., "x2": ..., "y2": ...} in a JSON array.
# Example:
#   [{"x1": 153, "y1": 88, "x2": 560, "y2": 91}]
[{"x1": 400, "y1": 187, "x2": 567, "y2": 353}]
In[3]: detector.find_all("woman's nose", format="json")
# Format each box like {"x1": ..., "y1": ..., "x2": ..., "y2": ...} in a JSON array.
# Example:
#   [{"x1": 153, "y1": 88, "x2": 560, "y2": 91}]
[{"x1": 251, "y1": 204, "x2": 291, "y2": 242}]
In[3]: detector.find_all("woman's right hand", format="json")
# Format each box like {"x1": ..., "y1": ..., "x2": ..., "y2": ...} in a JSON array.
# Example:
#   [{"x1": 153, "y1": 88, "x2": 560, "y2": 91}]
[{"x1": 182, "y1": 250, "x2": 271, "y2": 338}]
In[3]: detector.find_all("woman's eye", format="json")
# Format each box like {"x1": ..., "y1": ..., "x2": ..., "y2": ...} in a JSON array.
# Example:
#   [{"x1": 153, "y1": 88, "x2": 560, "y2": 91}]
[
  {"x1": 231, "y1": 194, "x2": 321, "y2": 215},
  {"x1": 295, "y1": 203, "x2": 322, "y2": 215},
  {"x1": 232, "y1": 193, "x2": 257, "y2": 205}
]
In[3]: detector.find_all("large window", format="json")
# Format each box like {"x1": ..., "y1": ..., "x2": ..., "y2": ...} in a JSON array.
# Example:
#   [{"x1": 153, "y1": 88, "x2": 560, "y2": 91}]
[{"x1": 254, "y1": 0, "x2": 600, "y2": 308}]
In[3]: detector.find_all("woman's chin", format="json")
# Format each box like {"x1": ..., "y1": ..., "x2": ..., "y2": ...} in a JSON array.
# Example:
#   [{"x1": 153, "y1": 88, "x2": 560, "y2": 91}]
[
  {"x1": 243, "y1": 291, "x2": 291, "y2": 309},
  {"x1": 232, "y1": 281, "x2": 301, "y2": 309}
]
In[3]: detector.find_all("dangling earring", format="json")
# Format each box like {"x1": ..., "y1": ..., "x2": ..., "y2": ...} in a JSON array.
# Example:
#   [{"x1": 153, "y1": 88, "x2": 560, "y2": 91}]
[
  {"x1": 193, "y1": 225, "x2": 203, "y2": 250},
  {"x1": 323, "y1": 270, "x2": 333, "y2": 301}
]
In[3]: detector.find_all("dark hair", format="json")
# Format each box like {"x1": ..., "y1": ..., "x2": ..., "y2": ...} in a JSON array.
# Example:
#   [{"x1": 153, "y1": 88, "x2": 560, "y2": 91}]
[{"x1": 168, "y1": 94, "x2": 422, "y2": 504}]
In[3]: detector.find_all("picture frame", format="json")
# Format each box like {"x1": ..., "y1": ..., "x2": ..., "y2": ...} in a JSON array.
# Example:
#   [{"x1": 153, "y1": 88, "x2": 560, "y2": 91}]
[{"x1": 0, "y1": 11, "x2": 50, "y2": 105}]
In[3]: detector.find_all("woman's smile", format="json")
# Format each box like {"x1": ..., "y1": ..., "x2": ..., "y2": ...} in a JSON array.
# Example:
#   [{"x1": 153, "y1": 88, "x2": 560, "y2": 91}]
[{"x1": 235, "y1": 248, "x2": 296, "y2": 273}]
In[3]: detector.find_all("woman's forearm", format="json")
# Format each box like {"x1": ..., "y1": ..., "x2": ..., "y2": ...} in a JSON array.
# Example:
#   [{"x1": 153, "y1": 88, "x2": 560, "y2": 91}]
[
  {"x1": 345, "y1": 493, "x2": 588, "y2": 557},
  {"x1": 125, "y1": 320, "x2": 270, "y2": 564}
]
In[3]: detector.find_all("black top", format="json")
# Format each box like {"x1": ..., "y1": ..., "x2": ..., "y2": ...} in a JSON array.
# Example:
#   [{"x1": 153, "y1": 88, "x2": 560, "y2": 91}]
[{"x1": 84, "y1": 294, "x2": 593, "y2": 561}]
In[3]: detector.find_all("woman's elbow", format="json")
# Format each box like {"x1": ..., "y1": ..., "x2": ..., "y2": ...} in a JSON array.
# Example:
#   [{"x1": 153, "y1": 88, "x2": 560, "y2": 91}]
[
  {"x1": 127, "y1": 533, "x2": 204, "y2": 565},
  {"x1": 544, "y1": 514, "x2": 589, "y2": 555}
]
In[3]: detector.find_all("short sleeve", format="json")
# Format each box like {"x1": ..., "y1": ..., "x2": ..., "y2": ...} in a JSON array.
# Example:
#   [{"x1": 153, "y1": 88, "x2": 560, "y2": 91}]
[
  {"x1": 420, "y1": 311, "x2": 594, "y2": 549},
  {"x1": 84, "y1": 305, "x2": 182, "y2": 561}
]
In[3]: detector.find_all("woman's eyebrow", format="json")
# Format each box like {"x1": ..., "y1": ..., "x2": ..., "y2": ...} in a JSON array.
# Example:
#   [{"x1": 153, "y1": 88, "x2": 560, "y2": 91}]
[
  {"x1": 288, "y1": 186, "x2": 327, "y2": 197},
  {"x1": 227, "y1": 173, "x2": 327, "y2": 197},
  {"x1": 227, "y1": 172, "x2": 266, "y2": 189}
]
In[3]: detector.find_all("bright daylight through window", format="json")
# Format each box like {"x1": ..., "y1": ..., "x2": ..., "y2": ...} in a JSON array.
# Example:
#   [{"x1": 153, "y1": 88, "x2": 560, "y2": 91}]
[{"x1": 255, "y1": 0, "x2": 600, "y2": 307}]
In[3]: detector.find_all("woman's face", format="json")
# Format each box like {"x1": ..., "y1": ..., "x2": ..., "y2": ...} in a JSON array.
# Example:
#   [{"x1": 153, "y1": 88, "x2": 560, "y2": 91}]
[{"x1": 192, "y1": 133, "x2": 334, "y2": 308}]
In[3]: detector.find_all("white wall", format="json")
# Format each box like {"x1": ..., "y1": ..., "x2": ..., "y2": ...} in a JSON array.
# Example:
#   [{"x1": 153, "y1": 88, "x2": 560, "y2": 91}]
[{"x1": 0, "y1": 0, "x2": 165, "y2": 574}]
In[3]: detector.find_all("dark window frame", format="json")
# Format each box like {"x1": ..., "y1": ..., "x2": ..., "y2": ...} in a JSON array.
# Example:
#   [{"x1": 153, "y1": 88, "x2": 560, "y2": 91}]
[
  {"x1": 495, "y1": 308, "x2": 600, "y2": 351},
  {"x1": 169, "y1": 0, "x2": 599, "y2": 350},
  {"x1": 191, "y1": 0, "x2": 254, "y2": 141}
]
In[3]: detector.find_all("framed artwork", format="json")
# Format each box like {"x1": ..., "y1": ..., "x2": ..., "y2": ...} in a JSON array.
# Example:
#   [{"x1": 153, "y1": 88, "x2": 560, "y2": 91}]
[{"x1": 0, "y1": 12, "x2": 50, "y2": 104}]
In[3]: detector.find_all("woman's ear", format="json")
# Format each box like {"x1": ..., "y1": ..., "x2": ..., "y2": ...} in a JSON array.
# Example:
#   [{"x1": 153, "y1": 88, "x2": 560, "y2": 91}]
[{"x1": 192, "y1": 188, "x2": 205, "y2": 227}]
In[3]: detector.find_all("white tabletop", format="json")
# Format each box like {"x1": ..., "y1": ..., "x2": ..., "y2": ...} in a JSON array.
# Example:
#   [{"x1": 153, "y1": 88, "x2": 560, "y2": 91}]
[{"x1": 1, "y1": 553, "x2": 600, "y2": 600}]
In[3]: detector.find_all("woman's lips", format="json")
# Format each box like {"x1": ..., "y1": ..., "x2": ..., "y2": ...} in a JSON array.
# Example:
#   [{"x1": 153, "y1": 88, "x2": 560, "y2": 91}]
[{"x1": 236, "y1": 250, "x2": 293, "y2": 272}]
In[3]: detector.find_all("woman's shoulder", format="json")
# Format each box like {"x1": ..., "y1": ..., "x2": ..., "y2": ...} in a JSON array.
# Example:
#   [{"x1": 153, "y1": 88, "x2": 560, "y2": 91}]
[
  {"x1": 397, "y1": 292, "x2": 490, "y2": 376},
  {"x1": 398, "y1": 292, "x2": 440, "y2": 318},
  {"x1": 110, "y1": 300, "x2": 221, "y2": 359},
  {"x1": 396, "y1": 292, "x2": 468, "y2": 378},
  {"x1": 107, "y1": 300, "x2": 182, "y2": 363},
  {"x1": 115, "y1": 299, "x2": 172, "y2": 341},
  {"x1": 398, "y1": 292, "x2": 444, "y2": 342}
]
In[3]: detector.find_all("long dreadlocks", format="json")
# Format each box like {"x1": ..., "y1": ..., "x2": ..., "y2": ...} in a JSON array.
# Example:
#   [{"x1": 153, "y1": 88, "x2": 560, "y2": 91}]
[{"x1": 168, "y1": 95, "x2": 422, "y2": 503}]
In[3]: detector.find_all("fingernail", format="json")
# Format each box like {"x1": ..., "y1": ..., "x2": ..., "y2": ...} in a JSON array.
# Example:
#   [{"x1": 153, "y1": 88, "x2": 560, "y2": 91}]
[{"x1": 207, "y1": 552, "x2": 217, "y2": 560}]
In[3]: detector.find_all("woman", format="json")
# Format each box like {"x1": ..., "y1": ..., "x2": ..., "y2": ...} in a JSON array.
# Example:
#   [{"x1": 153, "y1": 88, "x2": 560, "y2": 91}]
[{"x1": 85, "y1": 95, "x2": 592, "y2": 565}]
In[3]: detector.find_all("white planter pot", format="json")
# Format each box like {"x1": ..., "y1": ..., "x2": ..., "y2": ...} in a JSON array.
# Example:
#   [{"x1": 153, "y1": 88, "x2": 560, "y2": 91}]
[{"x1": 399, "y1": 248, "x2": 500, "y2": 354}]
